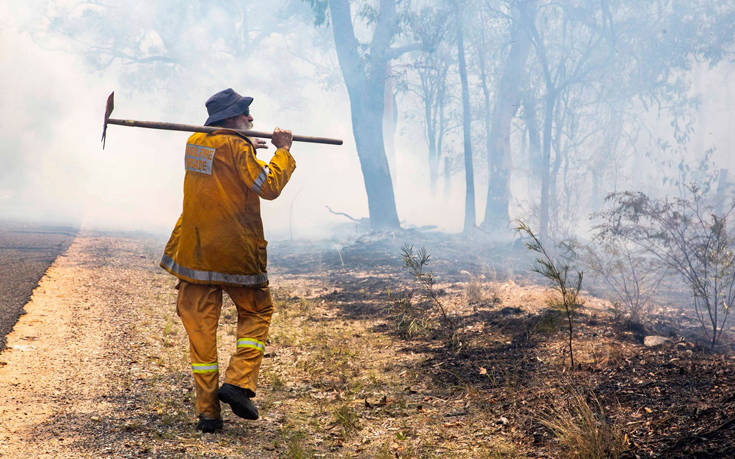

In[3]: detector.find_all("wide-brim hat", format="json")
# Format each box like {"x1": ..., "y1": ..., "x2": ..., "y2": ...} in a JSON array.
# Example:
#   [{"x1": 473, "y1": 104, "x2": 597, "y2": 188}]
[{"x1": 204, "y1": 88, "x2": 253, "y2": 126}]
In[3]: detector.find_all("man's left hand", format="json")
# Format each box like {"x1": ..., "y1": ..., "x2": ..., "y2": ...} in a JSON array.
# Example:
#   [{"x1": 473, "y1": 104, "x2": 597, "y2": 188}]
[{"x1": 254, "y1": 139, "x2": 268, "y2": 149}]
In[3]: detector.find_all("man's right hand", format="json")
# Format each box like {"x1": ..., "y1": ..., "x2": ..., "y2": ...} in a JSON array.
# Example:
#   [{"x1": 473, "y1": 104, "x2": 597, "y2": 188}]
[{"x1": 271, "y1": 127, "x2": 293, "y2": 150}]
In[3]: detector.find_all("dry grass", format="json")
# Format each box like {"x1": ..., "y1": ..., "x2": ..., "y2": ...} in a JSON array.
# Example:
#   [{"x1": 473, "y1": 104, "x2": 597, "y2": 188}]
[
  {"x1": 574, "y1": 341, "x2": 626, "y2": 368},
  {"x1": 461, "y1": 271, "x2": 507, "y2": 308},
  {"x1": 464, "y1": 276, "x2": 485, "y2": 305},
  {"x1": 540, "y1": 389, "x2": 627, "y2": 459},
  {"x1": 274, "y1": 424, "x2": 314, "y2": 459},
  {"x1": 333, "y1": 403, "x2": 360, "y2": 437},
  {"x1": 387, "y1": 293, "x2": 438, "y2": 338}
]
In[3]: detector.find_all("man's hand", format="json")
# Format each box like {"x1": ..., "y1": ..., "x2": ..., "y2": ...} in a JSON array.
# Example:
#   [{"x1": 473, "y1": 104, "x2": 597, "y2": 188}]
[
  {"x1": 271, "y1": 127, "x2": 293, "y2": 150},
  {"x1": 253, "y1": 138, "x2": 268, "y2": 149}
]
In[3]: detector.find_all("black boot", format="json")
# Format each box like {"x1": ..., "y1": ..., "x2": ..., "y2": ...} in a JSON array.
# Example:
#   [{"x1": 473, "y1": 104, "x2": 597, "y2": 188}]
[
  {"x1": 196, "y1": 415, "x2": 223, "y2": 433},
  {"x1": 218, "y1": 383, "x2": 258, "y2": 420}
]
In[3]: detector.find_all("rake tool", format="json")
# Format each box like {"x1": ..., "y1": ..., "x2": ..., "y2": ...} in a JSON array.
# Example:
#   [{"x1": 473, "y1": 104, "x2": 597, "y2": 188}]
[{"x1": 101, "y1": 92, "x2": 343, "y2": 148}]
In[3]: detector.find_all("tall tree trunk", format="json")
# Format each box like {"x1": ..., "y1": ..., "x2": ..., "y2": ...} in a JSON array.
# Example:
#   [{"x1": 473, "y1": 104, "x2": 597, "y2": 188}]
[
  {"x1": 479, "y1": 46, "x2": 493, "y2": 205},
  {"x1": 351, "y1": 87, "x2": 401, "y2": 228},
  {"x1": 523, "y1": 94, "x2": 542, "y2": 207},
  {"x1": 433, "y1": 81, "x2": 448, "y2": 195},
  {"x1": 425, "y1": 86, "x2": 439, "y2": 194},
  {"x1": 525, "y1": 5, "x2": 555, "y2": 240},
  {"x1": 328, "y1": 0, "x2": 400, "y2": 229},
  {"x1": 549, "y1": 109, "x2": 565, "y2": 235},
  {"x1": 383, "y1": 64, "x2": 398, "y2": 192},
  {"x1": 418, "y1": 54, "x2": 448, "y2": 196},
  {"x1": 456, "y1": 10, "x2": 475, "y2": 232},
  {"x1": 539, "y1": 90, "x2": 555, "y2": 240},
  {"x1": 424, "y1": 76, "x2": 445, "y2": 196},
  {"x1": 481, "y1": 1, "x2": 534, "y2": 233}
]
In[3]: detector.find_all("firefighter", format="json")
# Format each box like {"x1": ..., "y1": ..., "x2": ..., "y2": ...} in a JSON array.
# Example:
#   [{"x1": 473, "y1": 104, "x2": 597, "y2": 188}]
[{"x1": 160, "y1": 88, "x2": 296, "y2": 433}]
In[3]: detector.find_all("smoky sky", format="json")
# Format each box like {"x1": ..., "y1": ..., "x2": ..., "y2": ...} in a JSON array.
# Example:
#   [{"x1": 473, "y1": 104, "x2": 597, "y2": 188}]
[{"x1": 1, "y1": 1, "x2": 733, "y2": 239}]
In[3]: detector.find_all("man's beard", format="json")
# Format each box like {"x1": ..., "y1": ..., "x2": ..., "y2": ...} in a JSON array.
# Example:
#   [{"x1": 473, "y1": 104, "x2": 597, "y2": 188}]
[{"x1": 234, "y1": 119, "x2": 253, "y2": 130}]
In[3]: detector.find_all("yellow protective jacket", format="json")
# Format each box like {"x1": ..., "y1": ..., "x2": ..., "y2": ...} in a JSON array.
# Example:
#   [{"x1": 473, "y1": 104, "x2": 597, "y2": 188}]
[{"x1": 160, "y1": 131, "x2": 296, "y2": 287}]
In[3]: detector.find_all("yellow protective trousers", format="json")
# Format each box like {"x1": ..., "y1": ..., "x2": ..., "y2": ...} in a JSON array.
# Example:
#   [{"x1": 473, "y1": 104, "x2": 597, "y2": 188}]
[{"x1": 176, "y1": 281, "x2": 273, "y2": 419}]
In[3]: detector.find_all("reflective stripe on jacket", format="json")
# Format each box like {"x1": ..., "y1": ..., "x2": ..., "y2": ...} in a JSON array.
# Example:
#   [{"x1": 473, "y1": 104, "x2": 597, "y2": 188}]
[{"x1": 161, "y1": 131, "x2": 296, "y2": 287}]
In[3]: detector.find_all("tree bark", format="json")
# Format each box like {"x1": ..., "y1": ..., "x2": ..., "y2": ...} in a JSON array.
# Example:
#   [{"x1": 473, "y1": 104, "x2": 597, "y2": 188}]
[
  {"x1": 383, "y1": 63, "x2": 398, "y2": 192},
  {"x1": 422, "y1": 62, "x2": 447, "y2": 196},
  {"x1": 522, "y1": 94, "x2": 542, "y2": 206},
  {"x1": 480, "y1": 1, "x2": 534, "y2": 233},
  {"x1": 456, "y1": 9, "x2": 475, "y2": 232},
  {"x1": 549, "y1": 107, "x2": 565, "y2": 234},
  {"x1": 528, "y1": 10, "x2": 555, "y2": 242},
  {"x1": 425, "y1": 94, "x2": 439, "y2": 193},
  {"x1": 539, "y1": 90, "x2": 555, "y2": 240},
  {"x1": 351, "y1": 87, "x2": 401, "y2": 228},
  {"x1": 328, "y1": 0, "x2": 401, "y2": 229}
]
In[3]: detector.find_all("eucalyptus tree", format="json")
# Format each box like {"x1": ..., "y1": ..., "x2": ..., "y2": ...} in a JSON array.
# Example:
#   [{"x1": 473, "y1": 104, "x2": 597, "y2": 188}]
[
  {"x1": 403, "y1": 0, "x2": 480, "y2": 229},
  {"x1": 518, "y1": 0, "x2": 735, "y2": 240},
  {"x1": 307, "y1": 0, "x2": 424, "y2": 229},
  {"x1": 455, "y1": 1, "x2": 476, "y2": 231},
  {"x1": 479, "y1": 0, "x2": 535, "y2": 235},
  {"x1": 404, "y1": 6, "x2": 454, "y2": 195},
  {"x1": 523, "y1": 1, "x2": 618, "y2": 240}
]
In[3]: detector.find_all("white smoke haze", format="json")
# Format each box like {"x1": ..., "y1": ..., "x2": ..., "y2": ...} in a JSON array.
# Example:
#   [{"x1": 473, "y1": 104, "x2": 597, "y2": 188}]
[
  {"x1": 0, "y1": 1, "x2": 366, "y2": 238},
  {"x1": 1, "y1": 1, "x2": 734, "y2": 240}
]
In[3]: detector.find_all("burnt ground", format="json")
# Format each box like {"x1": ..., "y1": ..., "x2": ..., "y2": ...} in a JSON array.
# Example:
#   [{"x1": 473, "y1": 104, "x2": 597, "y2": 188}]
[
  {"x1": 1, "y1": 228, "x2": 734, "y2": 457},
  {"x1": 268, "y1": 231, "x2": 735, "y2": 457},
  {"x1": 0, "y1": 221, "x2": 76, "y2": 350}
]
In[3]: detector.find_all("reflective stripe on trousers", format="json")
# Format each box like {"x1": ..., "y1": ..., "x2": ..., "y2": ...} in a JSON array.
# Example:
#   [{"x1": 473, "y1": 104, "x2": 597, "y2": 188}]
[
  {"x1": 192, "y1": 362, "x2": 219, "y2": 373},
  {"x1": 237, "y1": 338, "x2": 265, "y2": 353}
]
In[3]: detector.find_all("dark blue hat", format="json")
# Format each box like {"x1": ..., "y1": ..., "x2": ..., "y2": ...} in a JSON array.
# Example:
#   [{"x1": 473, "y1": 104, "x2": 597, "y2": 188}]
[{"x1": 204, "y1": 88, "x2": 253, "y2": 126}]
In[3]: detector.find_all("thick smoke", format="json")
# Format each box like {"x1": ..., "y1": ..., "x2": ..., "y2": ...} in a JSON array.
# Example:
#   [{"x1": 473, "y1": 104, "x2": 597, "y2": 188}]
[
  {"x1": 0, "y1": 1, "x2": 365, "y2": 238},
  {"x1": 1, "y1": 1, "x2": 733, "y2": 240}
]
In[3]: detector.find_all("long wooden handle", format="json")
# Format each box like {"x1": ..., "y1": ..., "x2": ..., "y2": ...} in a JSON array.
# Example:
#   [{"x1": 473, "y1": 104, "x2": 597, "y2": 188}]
[{"x1": 106, "y1": 118, "x2": 343, "y2": 145}]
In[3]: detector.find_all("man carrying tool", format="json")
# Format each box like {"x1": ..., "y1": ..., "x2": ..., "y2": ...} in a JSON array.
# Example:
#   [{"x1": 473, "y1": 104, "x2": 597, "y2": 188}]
[{"x1": 160, "y1": 88, "x2": 296, "y2": 433}]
